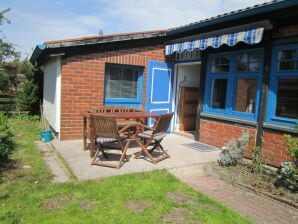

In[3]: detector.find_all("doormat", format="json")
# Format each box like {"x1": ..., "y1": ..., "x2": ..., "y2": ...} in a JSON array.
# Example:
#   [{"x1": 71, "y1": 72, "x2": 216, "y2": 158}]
[{"x1": 181, "y1": 142, "x2": 220, "y2": 152}]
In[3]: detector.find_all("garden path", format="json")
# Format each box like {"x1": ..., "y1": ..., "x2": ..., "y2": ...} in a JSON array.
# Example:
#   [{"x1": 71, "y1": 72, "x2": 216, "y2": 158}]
[{"x1": 171, "y1": 164, "x2": 298, "y2": 224}]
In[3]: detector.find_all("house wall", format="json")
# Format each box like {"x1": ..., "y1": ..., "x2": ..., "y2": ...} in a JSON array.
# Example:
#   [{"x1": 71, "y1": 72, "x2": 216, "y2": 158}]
[
  {"x1": 262, "y1": 130, "x2": 292, "y2": 167},
  {"x1": 197, "y1": 24, "x2": 298, "y2": 167},
  {"x1": 43, "y1": 57, "x2": 61, "y2": 134},
  {"x1": 199, "y1": 118, "x2": 295, "y2": 167},
  {"x1": 60, "y1": 45, "x2": 165, "y2": 140},
  {"x1": 199, "y1": 119, "x2": 256, "y2": 157}
]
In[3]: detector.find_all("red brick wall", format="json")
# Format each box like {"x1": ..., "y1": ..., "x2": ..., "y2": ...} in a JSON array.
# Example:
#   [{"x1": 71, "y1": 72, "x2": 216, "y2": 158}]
[
  {"x1": 60, "y1": 45, "x2": 165, "y2": 140},
  {"x1": 199, "y1": 118, "x2": 293, "y2": 167},
  {"x1": 262, "y1": 130, "x2": 291, "y2": 167},
  {"x1": 199, "y1": 119, "x2": 256, "y2": 148}
]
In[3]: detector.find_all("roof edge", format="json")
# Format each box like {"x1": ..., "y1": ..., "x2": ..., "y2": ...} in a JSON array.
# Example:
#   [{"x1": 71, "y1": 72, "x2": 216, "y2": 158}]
[
  {"x1": 29, "y1": 44, "x2": 46, "y2": 65},
  {"x1": 167, "y1": 0, "x2": 298, "y2": 36}
]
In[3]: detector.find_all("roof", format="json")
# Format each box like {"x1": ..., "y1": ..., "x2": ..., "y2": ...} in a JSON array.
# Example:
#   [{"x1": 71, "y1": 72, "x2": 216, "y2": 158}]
[
  {"x1": 167, "y1": 0, "x2": 298, "y2": 36},
  {"x1": 30, "y1": 30, "x2": 166, "y2": 64},
  {"x1": 44, "y1": 29, "x2": 166, "y2": 48}
]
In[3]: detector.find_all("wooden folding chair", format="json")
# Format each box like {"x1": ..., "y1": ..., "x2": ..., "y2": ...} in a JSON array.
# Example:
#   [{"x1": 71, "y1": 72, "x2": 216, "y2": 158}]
[
  {"x1": 90, "y1": 114, "x2": 133, "y2": 169},
  {"x1": 134, "y1": 113, "x2": 174, "y2": 164}
]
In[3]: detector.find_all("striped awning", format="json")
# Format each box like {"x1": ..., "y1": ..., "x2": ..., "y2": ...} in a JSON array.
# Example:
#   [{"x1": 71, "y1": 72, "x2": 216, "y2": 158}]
[{"x1": 165, "y1": 27, "x2": 264, "y2": 55}]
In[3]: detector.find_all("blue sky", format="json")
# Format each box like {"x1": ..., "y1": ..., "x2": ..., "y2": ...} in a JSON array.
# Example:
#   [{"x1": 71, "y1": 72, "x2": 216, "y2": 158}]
[{"x1": 0, "y1": 0, "x2": 269, "y2": 59}]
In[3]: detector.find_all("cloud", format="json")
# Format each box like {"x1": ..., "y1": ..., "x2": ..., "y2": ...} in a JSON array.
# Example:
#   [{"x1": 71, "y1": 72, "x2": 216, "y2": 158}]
[{"x1": 1, "y1": 0, "x2": 269, "y2": 58}]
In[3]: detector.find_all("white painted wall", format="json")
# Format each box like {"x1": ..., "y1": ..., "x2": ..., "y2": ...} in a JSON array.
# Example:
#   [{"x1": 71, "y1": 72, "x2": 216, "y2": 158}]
[
  {"x1": 43, "y1": 57, "x2": 61, "y2": 135},
  {"x1": 176, "y1": 64, "x2": 200, "y2": 88}
]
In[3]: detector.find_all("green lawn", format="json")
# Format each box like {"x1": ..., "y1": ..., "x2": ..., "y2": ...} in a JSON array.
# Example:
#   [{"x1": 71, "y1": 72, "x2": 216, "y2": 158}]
[{"x1": 0, "y1": 119, "x2": 252, "y2": 224}]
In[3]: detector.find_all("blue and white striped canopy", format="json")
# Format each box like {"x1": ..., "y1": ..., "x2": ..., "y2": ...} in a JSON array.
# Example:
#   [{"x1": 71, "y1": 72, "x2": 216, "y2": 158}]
[{"x1": 165, "y1": 27, "x2": 264, "y2": 55}]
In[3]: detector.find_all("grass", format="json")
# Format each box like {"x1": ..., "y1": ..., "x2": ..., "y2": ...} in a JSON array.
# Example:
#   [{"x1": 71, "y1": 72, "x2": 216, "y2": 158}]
[{"x1": 0, "y1": 119, "x2": 253, "y2": 224}]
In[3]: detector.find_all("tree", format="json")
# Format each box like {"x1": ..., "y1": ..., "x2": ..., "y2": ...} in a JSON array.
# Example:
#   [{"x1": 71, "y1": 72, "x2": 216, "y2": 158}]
[
  {"x1": 16, "y1": 61, "x2": 41, "y2": 114},
  {"x1": 0, "y1": 8, "x2": 19, "y2": 95},
  {"x1": 0, "y1": 8, "x2": 19, "y2": 62}
]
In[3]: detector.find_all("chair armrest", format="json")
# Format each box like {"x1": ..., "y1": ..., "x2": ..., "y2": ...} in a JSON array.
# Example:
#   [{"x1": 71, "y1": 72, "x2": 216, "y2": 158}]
[
  {"x1": 118, "y1": 124, "x2": 138, "y2": 133},
  {"x1": 137, "y1": 123, "x2": 155, "y2": 131}
]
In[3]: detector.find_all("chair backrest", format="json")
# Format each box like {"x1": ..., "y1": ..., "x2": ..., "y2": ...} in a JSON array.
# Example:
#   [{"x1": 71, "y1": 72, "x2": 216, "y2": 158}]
[
  {"x1": 153, "y1": 113, "x2": 174, "y2": 135},
  {"x1": 90, "y1": 106, "x2": 144, "y2": 113},
  {"x1": 90, "y1": 114, "x2": 119, "y2": 138}
]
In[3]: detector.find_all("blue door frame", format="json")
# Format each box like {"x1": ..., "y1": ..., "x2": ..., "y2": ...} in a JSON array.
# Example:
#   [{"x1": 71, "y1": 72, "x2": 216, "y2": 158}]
[{"x1": 146, "y1": 60, "x2": 174, "y2": 130}]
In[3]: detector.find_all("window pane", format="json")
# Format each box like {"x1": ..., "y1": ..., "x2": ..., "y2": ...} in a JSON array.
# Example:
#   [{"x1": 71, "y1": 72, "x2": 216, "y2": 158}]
[
  {"x1": 249, "y1": 62, "x2": 260, "y2": 72},
  {"x1": 211, "y1": 57, "x2": 230, "y2": 73},
  {"x1": 105, "y1": 66, "x2": 138, "y2": 99},
  {"x1": 250, "y1": 54, "x2": 261, "y2": 62},
  {"x1": 276, "y1": 79, "x2": 298, "y2": 119},
  {"x1": 236, "y1": 63, "x2": 247, "y2": 71},
  {"x1": 211, "y1": 79, "x2": 227, "y2": 109},
  {"x1": 279, "y1": 61, "x2": 295, "y2": 70},
  {"x1": 211, "y1": 64, "x2": 230, "y2": 73},
  {"x1": 237, "y1": 54, "x2": 248, "y2": 63},
  {"x1": 221, "y1": 56, "x2": 230, "y2": 64},
  {"x1": 236, "y1": 53, "x2": 260, "y2": 72},
  {"x1": 279, "y1": 50, "x2": 295, "y2": 60},
  {"x1": 235, "y1": 79, "x2": 257, "y2": 113}
]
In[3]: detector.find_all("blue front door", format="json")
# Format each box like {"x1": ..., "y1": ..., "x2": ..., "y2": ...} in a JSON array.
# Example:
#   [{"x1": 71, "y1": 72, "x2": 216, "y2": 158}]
[{"x1": 146, "y1": 60, "x2": 173, "y2": 129}]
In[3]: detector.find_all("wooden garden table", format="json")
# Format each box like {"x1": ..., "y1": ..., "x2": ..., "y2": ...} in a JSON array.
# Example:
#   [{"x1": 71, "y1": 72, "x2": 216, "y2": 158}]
[{"x1": 82, "y1": 111, "x2": 160, "y2": 157}]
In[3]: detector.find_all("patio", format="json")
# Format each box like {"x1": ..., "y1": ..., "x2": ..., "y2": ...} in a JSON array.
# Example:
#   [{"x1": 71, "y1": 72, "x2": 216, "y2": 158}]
[{"x1": 51, "y1": 133, "x2": 220, "y2": 180}]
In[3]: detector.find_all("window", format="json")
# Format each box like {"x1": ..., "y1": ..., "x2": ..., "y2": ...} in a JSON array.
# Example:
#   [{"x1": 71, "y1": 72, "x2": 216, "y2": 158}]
[
  {"x1": 235, "y1": 79, "x2": 257, "y2": 113},
  {"x1": 104, "y1": 64, "x2": 143, "y2": 107},
  {"x1": 175, "y1": 49, "x2": 200, "y2": 61},
  {"x1": 204, "y1": 49, "x2": 263, "y2": 120},
  {"x1": 236, "y1": 53, "x2": 261, "y2": 72},
  {"x1": 266, "y1": 44, "x2": 298, "y2": 127},
  {"x1": 211, "y1": 79, "x2": 227, "y2": 109},
  {"x1": 211, "y1": 56, "x2": 230, "y2": 73},
  {"x1": 276, "y1": 79, "x2": 298, "y2": 119}
]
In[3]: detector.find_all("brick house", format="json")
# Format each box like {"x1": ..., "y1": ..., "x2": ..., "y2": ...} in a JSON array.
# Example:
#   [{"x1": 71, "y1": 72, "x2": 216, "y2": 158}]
[{"x1": 31, "y1": 0, "x2": 298, "y2": 167}]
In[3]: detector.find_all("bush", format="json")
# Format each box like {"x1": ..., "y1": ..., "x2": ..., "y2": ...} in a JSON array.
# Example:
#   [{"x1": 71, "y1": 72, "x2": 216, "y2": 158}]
[
  {"x1": 15, "y1": 60, "x2": 43, "y2": 115},
  {"x1": 275, "y1": 161, "x2": 298, "y2": 192},
  {"x1": 275, "y1": 131, "x2": 298, "y2": 191},
  {"x1": 0, "y1": 112, "x2": 13, "y2": 163},
  {"x1": 252, "y1": 146, "x2": 263, "y2": 172},
  {"x1": 284, "y1": 134, "x2": 298, "y2": 163},
  {"x1": 16, "y1": 80, "x2": 39, "y2": 114},
  {"x1": 219, "y1": 132, "x2": 250, "y2": 166}
]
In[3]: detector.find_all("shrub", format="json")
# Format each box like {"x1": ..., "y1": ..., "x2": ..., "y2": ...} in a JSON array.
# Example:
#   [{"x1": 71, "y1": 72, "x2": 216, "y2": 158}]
[
  {"x1": 275, "y1": 130, "x2": 298, "y2": 191},
  {"x1": 284, "y1": 134, "x2": 298, "y2": 163},
  {"x1": 16, "y1": 80, "x2": 39, "y2": 114},
  {"x1": 0, "y1": 112, "x2": 13, "y2": 163},
  {"x1": 219, "y1": 132, "x2": 250, "y2": 166},
  {"x1": 276, "y1": 161, "x2": 298, "y2": 192},
  {"x1": 252, "y1": 146, "x2": 263, "y2": 172}
]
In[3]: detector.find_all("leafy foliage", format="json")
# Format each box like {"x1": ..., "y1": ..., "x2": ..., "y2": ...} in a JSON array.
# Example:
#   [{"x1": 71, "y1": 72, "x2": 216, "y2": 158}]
[
  {"x1": 276, "y1": 131, "x2": 298, "y2": 191},
  {"x1": 252, "y1": 146, "x2": 263, "y2": 172},
  {"x1": 219, "y1": 132, "x2": 250, "y2": 166},
  {"x1": 15, "y1": 60, "x2": 42, "y2": 114},
  {"x1": 0, "y1": 69, "x2": 9, "y2": 93},
  {"x1": 0, "y1": 112, "x2": 13, "y2": 163},
  {"x1": 284, "y1": 134, "x2": 298, "y2": 163},
  {"x1": 0, "y1": 8, "x2": 19, "y2": 61},
  {"x1": 275, "y1": 161, "x2": 298, "y2": 192},
  {"x1": 15, "y1": 113, "x2": 40, "y2": 121},
  {"x1": 16, "y1": 80, "x2": 39, "y2": 113}
]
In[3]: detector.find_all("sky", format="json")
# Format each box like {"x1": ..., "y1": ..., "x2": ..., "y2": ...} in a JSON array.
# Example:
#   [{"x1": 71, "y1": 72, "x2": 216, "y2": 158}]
[{"x1": 0, "y1": 0, "x2": 270, "y2": 59}]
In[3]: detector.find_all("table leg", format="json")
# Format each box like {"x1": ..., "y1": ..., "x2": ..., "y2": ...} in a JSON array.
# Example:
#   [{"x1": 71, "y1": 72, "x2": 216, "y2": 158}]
[
  {"x1": 83, "y1": 116, "x2": 87, "y2": 151},
  {"x1": 89, "y1": 129, "x2": 95, "y2": 158}
]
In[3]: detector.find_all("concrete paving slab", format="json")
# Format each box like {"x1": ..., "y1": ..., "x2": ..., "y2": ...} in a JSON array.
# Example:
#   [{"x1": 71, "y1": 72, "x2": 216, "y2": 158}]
[
  {"x1": 51, "y1": 134, "x2": 220, "y2": 180},
  {"x1": 35, "y1": 141, "x2": 70, "y2": 183}
]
